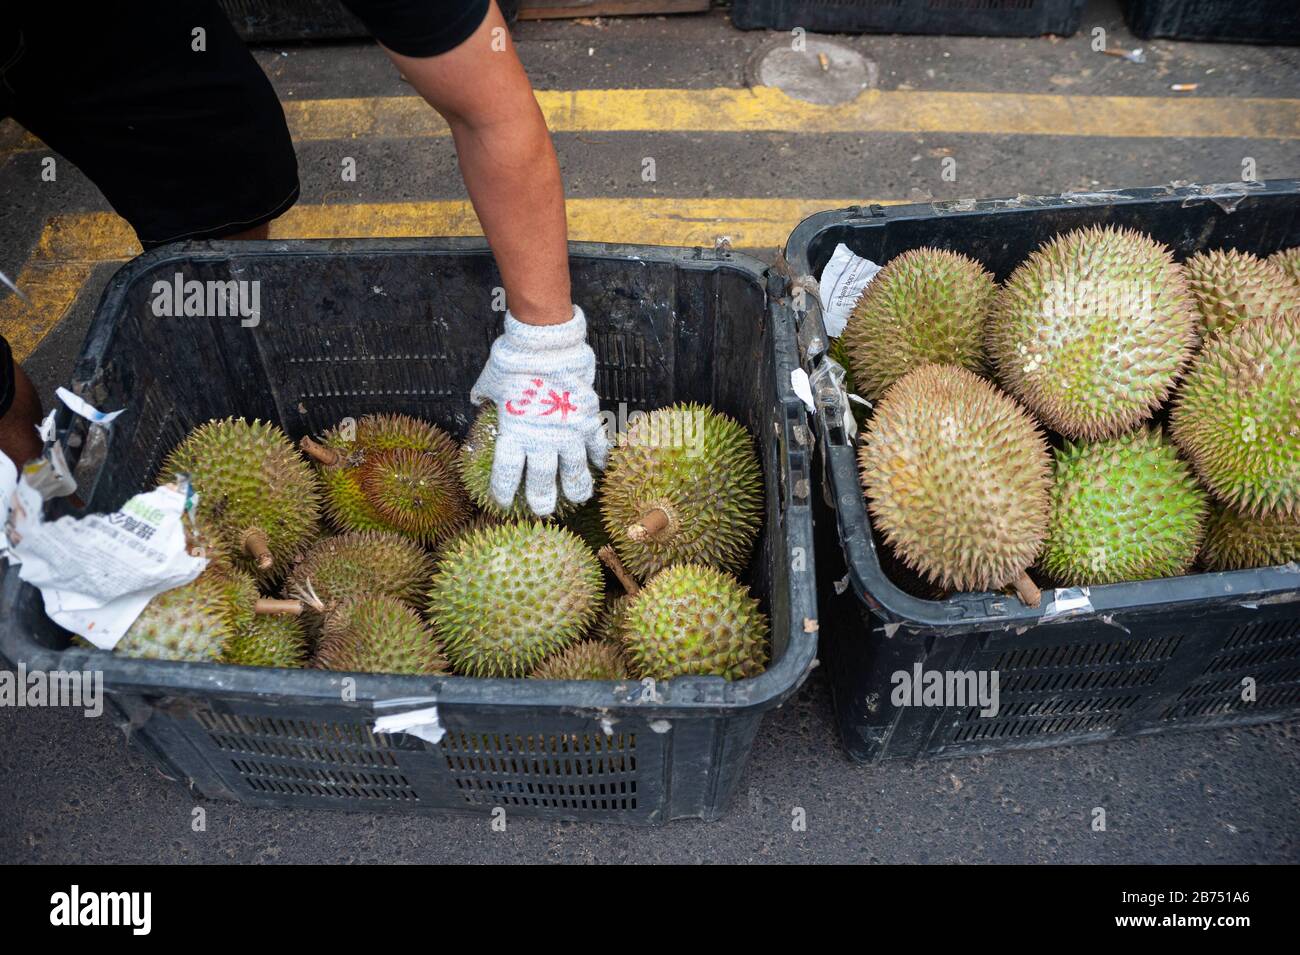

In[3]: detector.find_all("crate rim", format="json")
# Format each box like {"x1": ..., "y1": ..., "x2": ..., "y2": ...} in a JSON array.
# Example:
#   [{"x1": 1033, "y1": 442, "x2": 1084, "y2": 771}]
[
  {"x1": 783, "y1": 179, "x2": 1300, "y2": 635},
  {"x1": 0, "y1": 236, "x2": 819, "y2": 720}
]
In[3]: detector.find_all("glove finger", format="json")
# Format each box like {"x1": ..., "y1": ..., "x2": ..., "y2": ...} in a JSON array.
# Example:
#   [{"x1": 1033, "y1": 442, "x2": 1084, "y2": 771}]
[
  {"x1": 524, "y1": 447, "x2": 560, "y2": 516},
  {"x1": 558, "y1": 441, "x2": 594, "y2": 505},
  {"x1": 490, "y1": 436, "x2": 526, "y2": 509},
  {"x1": 585, "y1": 420, "x2": 611, "y2": 471}
]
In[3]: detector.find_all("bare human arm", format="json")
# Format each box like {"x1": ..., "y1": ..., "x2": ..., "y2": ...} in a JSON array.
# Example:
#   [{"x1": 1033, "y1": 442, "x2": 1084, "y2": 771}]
[{"x1": 376, "y1": 2, "x2": 572, "y2": 326}]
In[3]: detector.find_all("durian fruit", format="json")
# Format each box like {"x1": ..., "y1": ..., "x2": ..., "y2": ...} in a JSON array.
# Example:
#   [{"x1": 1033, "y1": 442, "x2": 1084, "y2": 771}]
[
  {"x1": 591, "y1": 593, "x2": 632, "y2": 643},
  {"x1": 616, "y1": 564, "x2": 767, "y2": 681},
  {"x1": 313, "y1": 595, "x2": 448, "y2": 675},
  {"x1": 1171, "y1": 314, "x2": 1300, "y2": 517},
  {"x1": 1201, "y1": 506, "x2": 1300, "y2": 572},
  {"x1": 284, "y1": 531, "x2": 433, "y2": 642},
  {"x1": 840, "y1": 247, "x2": 996, "y2": 399},
  {"x1": 987, "y1": 225, "x2": 1197, "y2": 440},
  {"x1": 601, "y1": 403, "x2": 762, "y2": 579},
  {"x1": 115, "y1": 574, "x2": 234, "y2": 662},
  {"x1": 160, "y1": 418, "x2": 321, "y2": 581},
  {"x1": 563, "y1": 492, "x2": 610, "y2": 553},
  {"x1": 1183, "y1": 249, "x2": 1299, "y2": 338},
  {"x1": 457, "y1": 404, "x2": 578, "y2": 521},
  {"x1": 1039, "y1": 429, "x2": 1208, "y2": 586},
  {"x1": 427, "y1": 522, "x2": 602, "y2": 677},
  {"x1": 860, "y1": 364, "x2": 1050, "y2": 603},
  {"x1": 223, "y1": 614, "x2": 308, "y2": 668},
  {"x1": 302, "y1": 413, "x2": 470, "y2": 547},
  {"x1": 1268, "y1": 247, "x2": 1300, "y2": 286},
  {"x1": 532, "y1": 641, "x2": 629, "y2": 681}
]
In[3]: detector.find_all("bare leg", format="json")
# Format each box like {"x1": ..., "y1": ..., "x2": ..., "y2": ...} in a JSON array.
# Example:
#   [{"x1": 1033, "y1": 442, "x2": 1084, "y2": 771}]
[{"x1": 0, "y1": 362, "x2": 44, "y2": 466}]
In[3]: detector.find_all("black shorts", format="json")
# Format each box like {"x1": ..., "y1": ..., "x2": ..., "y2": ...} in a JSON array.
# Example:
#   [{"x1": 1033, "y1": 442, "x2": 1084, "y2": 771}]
[{"x1": 1, "y1": 3, "x2": 300, "y2": 250}]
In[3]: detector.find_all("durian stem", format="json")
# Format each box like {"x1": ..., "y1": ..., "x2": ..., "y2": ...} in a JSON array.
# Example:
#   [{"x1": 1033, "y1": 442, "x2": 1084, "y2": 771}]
[
  {"x1": 300, "y1": 435, "x2": 343, "y2": 467},
  {"x1": 254, "y1": 598, "x2": 304, "y2": 616},
  {"x1": 597, "y1": 545, "x2": 641, "y2": 596},
  {"x1": 1012, "y1": 571, "x2": 1042, "y2": 609},
  {"x1": 243, "y1": 528, "x2": 274, "y2": 571},
  {"x1": 627, "y1": 506, "x2": 674, "y2": 543}
]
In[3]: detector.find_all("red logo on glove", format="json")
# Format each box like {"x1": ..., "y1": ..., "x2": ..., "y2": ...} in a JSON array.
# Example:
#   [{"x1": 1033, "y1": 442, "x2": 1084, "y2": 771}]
[{"x1": 505, "y1": 380, "x2": 578, "y2": 421}]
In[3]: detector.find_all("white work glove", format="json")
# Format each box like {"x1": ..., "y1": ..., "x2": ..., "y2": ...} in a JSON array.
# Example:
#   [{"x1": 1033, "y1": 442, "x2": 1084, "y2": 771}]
[{"x1": 470, "y1": 305, "x2": 609, "y2": 516}]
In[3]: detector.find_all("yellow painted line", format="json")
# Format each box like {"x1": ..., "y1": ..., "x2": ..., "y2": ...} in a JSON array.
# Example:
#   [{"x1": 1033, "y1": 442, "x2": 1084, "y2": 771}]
[
  {"x1": 0, "y1": 197, "x2": 889, "y2": 361},
  {"x1": 5, "y1": 88, "x2": 1298, "y2": 165},
  {"x1": 284, "y1": 88, "x2": 1300, "y2": 141}
]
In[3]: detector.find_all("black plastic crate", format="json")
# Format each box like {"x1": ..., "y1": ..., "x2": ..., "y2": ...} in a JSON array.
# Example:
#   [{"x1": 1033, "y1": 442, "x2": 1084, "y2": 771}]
[
  {"x1": 731, "y1": 0, "x2": 1087, "y2": 37},
  {"x1": 1123, "y1": 0, "x2": 1300, "y2": 45},
  {"x1": 0, "y1": 238, "x2": 818, "y2": 823},
  {"x1": 781, "y1": 180, "x2": 1300, "y2": 762},
  {"x1": 218, "y1": 0, "x2": 519, "y2": 45}
]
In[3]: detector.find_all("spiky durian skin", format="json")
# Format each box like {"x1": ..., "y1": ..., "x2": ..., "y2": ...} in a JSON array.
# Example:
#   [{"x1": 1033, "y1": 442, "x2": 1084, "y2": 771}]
[
  {"x1": 617, "y1": 564, "x2": 767, "y2": 681},
  {"x1": 223, "y1": 614, "x2": 308, "y2": 668},
  {"x1": 284, "y1": 531, "x2": 434, "y2": 642},
  {"x1": 1171, "y1": 314, "x2": 1300, "y2": 517},
  {"x1": 358, "y1": 447, "x2": 470, "y2": 546},
  {"x1": 457, "y1": 404, "x2": 578, "y2": 521},
  {"x1": 160, "y1": 418, "x2": 321, "y2": 581},
  {"x1": 591, "y1": 595, "x2": 631, "y2": 643},
  {"x1": 115, "y1": 576, "x2": 232, "y2": 662},
  {"x1": 860, "y1": 364, "x2": 1051, "y2": 593},
  {"x1": 1201, "y1": 506, "x2": 1300, "y2": 572},
  {"x1": 313, "y1": 595, "x2": 447, "y2": 675},
  {"x1": 532, "y1": 641, "x2": 629, "y2": 681},
  {"x1": 986, "y1": 225, "x2": 1197, "y2": 440},
  {"x1": 427, "y1": 522, "x2": 602, "y2": 677},
  {"x1": 1268, "y1": 247, "x2": 1300, "y2": 286},
  {"x1": 562, "y1": 492, "x2": 610, "y2": 553},
  {"x1": 1040, "y1": 429, "x2": 1208, "y2": 586},
  {"x1": 602, "y1": 403, "x2": 763, "y2": 579},
  {"x1": 315, "y1": 414, "x2": 470, "y2": 546},
  {"x1": 840, "y1": 247, "x2": 996, "y2": 399},
  {"x1": 1184, "y1": 249, "x2": 1299, "y2": 339}
]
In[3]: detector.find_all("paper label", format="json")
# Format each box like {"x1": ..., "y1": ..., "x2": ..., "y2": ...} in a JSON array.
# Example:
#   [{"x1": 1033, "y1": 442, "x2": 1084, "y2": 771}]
[
  {"x1": 373, "y1": 705, "x2": 445, "y2": 745},
  {"x1": 818, "y1": 243, "x2": 882, "y2": 337},
  {"x1": 4, "y1": 480, "x2": 206, "y2": 648}
]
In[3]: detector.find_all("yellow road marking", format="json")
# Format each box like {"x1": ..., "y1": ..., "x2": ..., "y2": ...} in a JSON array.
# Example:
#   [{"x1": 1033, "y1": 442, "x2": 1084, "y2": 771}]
[
  {"x1": 282, "y1": 88, "x2": 1300, "y2": 140},
  {"x1": 4, "y1": 87, "x2": 1298, "y2": 164},
  {"x1": 0, "y1": 197, "x2": 888, "y2": 361}
]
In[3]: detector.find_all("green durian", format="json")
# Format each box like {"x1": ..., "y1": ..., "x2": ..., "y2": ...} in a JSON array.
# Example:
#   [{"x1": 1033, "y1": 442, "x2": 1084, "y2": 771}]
[
  {"x1": 1171, "y1": 314, "x2": 1300, "y2": 517},
  {"x1": 1183, "y1": 249, "x2": 1299, "y2": 339},
  {"x1": 860, "y1": 364, "x2": 1050, "y2": 598},
  {"x1": 532, "y1": 640, "x2": 629, "y2": 681},
  {"x1": 840, "y1": 247, "x2": 996, "y2": 399},
  {"x1": 987, "y1": 225, "x2": 1197, "y2": 440},
  {"x1": 617, "y1": 564, "x2": 767, "y2": 681},
  {"x1": 1039, "y1": 429, "x2": 1208, "y2": 586},
  {"x1": 115, "y1": 574, "x2": 233, "y2": 663},
  {"x1": 160, "y1": 418, "x2": 322, "y2": 582},
  {"x1": 223, "y1": 613, "x2": 308, "y2": 669},
  {"x1": 284, "y1": 531, "x2": 434, "y2": 642},
  {"x1": 427, "y1": 522, "x2": 602, "y2": 677},
  {"x1": 304, "y1": 413, "x2": 470, "y2": 547},
  {"x1": 1268, "y1": 247, "x2": 1300, "y2": 286},
  {"x1": 1200, "y1": 506, "x2": 1300, "y2": 572},
  {"x1": 601, "y1": 403, "x2": 763, "y2": 580},
  {"x1": 313, "y1": 595, "x2": 448, "y2": 675}
]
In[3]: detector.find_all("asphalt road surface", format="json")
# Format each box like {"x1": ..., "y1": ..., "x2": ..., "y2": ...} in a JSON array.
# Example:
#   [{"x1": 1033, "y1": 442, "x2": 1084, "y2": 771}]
[{"x1": 2, "y1": 1, "x2": 1297, "y2": 863}]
